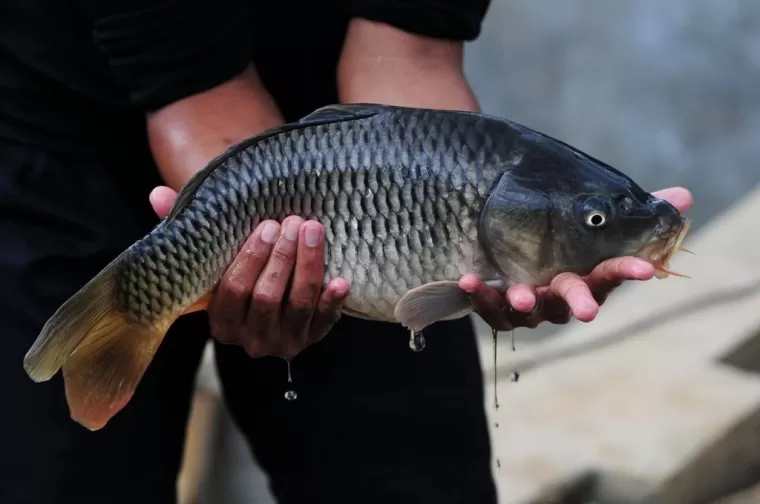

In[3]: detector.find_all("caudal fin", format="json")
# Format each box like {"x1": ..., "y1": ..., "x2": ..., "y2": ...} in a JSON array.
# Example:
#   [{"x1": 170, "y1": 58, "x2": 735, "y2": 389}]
[{"x1": 23, "y1": 258, "x2": 173, "y2": 431}]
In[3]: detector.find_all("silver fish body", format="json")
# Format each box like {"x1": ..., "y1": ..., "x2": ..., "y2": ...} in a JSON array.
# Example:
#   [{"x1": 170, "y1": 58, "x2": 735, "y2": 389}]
[{"x1": 121, "y1": 104, "x2": 509, "y2": 324}]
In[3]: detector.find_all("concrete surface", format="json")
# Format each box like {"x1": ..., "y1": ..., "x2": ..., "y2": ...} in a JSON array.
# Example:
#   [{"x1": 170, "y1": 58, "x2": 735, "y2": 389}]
[{"x1": 181, "y1": 1, "x2": 760, "y2": 503}]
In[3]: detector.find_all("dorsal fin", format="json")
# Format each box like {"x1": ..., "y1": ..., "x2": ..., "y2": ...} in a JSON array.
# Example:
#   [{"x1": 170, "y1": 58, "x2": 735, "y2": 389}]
[
  {"x1": 163, "y1": 103, "x2": 384, "y2": 223},
  {"x1": 298, "y1": 103, "x2": 386, "y2": 123}
]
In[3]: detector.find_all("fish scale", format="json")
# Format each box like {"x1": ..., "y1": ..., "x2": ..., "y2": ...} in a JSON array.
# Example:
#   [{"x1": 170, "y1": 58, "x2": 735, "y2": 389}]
[{"x1": 116, "y1": 107, "x2": 503, "y2": 324}]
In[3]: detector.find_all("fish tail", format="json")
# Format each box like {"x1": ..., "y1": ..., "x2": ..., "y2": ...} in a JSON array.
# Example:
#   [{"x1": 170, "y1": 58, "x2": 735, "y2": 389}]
[{"x1": 23, "y1": 255, "x2": 173, "y2": 431}]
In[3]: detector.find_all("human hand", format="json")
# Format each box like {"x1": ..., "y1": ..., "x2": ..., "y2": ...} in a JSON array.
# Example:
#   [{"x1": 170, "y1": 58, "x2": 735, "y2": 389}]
[
  {"x1": 460, "y1": 187, "x2": 694, "y2": 331},
  {"x1": 150, "y1": 186, "x2": 350, "y2": 359}
]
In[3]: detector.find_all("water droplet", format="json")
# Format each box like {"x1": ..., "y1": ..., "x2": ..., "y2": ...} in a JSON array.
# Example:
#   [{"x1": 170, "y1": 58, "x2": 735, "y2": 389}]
[
  {"x1": 496, "y1": 458, "x2": 501, "y2": 469},
  {"x1": 494, "y1": 422, "x2": 499, "y2": 429},
  {"x1": 509, "y1": 371, "x2": 520, "y2": 383},
  {"x1": 409, "y1": 330, "x2": 426, "y2": 352},
  {"x1": 492, "y1": 328, "x2": 500, "y2": 410},
  {"x1": 283, "y1": 358, "x2": 298, "y2": 401}
]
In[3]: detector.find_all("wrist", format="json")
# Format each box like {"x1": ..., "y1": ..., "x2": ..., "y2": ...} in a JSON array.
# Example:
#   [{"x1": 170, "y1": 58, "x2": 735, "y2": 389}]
[{"x1": 337, "y1": 18, "x2": 481, "y2": 112}]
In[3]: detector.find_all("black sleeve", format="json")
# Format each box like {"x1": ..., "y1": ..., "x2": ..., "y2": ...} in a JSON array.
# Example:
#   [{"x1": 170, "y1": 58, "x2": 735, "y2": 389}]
[
  {"x1": 76, "y1": 0, "x2": 253, "y2": 110},
  {"x1": 348, "y1": 0, "x2": 491, "y2": 42}
]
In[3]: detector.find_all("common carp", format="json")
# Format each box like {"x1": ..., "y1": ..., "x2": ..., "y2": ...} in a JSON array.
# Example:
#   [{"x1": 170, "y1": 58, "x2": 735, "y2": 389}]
[{"x1": 23, "y1": 103, "x2": 690, "y2": 430}]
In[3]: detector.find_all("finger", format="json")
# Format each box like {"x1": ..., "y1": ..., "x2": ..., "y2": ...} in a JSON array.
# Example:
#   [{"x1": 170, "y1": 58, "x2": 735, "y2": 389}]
[
  {"x1": 502, "y1": 284, "x2": 544, "y2": 329},
  {"x1": 531, "y1": 286, "x2": 574, "y2": 325},
  {"x1": 308, "y1": 278, "x2": 350, "y2": 342},
  {"x1": 280, "y1": 221, "x2": 326, "y2": 357},
  {"x1": 549, "y1": 272, "x2": 599, "y2": 322},
  {"x1": 585, "y1": 257, "x2": 654, "y2": 304},
  {"x1": 149, "y1": 186, "x2": 178, "y2": 219},
  {"x1": 506, "y1": 284, "x2": 537, "y2": 313},
  {"x1": 208, "y1": 220, "x2": 280, "y2": 344},
  {"x1": 652, "y1": 187, "x2": 693, "y2": 213},
  {"x1": 459, "y1": 274, "x2": 512, "y2": 331},
  {"x1": 246, "y1": 216, "x2": 303, "y2": 356}
]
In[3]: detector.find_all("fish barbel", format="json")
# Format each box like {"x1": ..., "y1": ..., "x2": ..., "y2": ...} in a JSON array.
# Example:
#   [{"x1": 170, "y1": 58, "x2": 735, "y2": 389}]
[{"x1": 22, "y1": 103, "x2": 690, "y2": 430}]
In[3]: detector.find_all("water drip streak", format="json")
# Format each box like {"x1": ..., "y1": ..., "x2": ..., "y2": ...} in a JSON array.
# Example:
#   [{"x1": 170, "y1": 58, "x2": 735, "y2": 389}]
[
  {"x1": 492, "y1": 328, "x2": 499, "y2": 410},
  {"x1": 284, "y1": 358, "x2": 298, "y2": 401}
]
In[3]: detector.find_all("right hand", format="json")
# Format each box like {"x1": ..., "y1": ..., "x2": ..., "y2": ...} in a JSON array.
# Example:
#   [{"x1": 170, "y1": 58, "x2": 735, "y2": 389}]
[
  {"x1": 461, "y1": 186, "x2": 694, "y2": 331},
  {"x1": 150, "y1": 186, "x2": 351, "y2": 359}
]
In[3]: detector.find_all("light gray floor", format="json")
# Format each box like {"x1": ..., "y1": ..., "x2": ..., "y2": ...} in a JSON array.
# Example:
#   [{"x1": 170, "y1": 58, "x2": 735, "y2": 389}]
[{"x1": 201, "y1": 1, "x2": 760, "y2": 502}]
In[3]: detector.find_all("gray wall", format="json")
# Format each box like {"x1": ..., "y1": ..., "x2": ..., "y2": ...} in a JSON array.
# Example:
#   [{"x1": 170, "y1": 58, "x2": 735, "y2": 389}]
[{"x1": 466, "y1": 0, "x2": 760, "y2": 231}]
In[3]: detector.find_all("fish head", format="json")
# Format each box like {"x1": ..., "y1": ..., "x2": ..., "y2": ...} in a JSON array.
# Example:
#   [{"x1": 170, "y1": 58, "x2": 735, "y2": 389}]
[{"x1": 479, "y1": 133, "x2": 690, "y2": 286}]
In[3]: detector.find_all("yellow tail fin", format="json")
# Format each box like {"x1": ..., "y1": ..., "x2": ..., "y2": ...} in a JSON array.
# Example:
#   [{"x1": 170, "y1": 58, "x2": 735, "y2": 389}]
[{"x1": 23, "y1": 257, "x2": 174, "y2": 431}]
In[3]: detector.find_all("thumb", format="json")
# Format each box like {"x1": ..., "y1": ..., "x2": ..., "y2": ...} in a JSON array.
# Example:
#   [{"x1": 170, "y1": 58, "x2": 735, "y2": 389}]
[{"x1": 149, "y1": 186, "x2": 178, "y2": 219}]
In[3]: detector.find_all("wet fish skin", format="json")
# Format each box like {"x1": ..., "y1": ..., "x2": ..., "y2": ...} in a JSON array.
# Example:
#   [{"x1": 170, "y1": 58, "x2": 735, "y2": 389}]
[
  {"x1": 21, "y1": 103, "x2": 686, "y2": 431},
  {"x1": 117, "y1": 105, "x2": 506, "y2": 326}
]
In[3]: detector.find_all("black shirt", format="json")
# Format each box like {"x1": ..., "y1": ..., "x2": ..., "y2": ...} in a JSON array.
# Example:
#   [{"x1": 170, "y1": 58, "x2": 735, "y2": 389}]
[{"x1": 0, "y1": 0, "x2": 490, "y2": 158}]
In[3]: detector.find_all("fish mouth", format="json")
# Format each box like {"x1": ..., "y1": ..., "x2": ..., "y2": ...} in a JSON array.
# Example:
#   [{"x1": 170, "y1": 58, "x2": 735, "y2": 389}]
[{"x1": 636, "y1": 216, "x2": 692, "y2": 279}]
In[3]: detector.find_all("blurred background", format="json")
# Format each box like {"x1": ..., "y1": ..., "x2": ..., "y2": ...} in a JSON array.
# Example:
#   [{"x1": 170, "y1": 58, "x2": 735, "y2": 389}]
[{"x1": 180, "y1": 1, "x2": 760, "y2": 503}]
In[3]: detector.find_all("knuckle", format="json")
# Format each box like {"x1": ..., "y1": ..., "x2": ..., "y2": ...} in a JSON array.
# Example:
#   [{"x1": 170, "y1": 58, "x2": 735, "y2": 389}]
[
  {"x1": 550, "y1": 273, "x2": 574, "y2": 295},
  {"x1": 244, "y1": 339, "x2": 266, "y2": 358},
  {"x1": 223, "y1": 276, "x2": 251, "y2": 300},
  {"x1": 241, "y1": 240, "x2": 271, "y2": 261},
  {"x1": 209, "y1": 323, "x2": 235, "y2": 344},
  {"x1": 289, "y1": 300, "x2": 314, "y2": 319},
  {"x1": 270, "y1": 246, "x2": 295, "y2": 265},
  {"x1": 252, "y1": 290, "x2": 279, "y2": 307}
]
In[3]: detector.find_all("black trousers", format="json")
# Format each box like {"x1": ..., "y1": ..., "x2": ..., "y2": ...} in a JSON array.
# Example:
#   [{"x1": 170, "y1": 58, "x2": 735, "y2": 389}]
[{"x1": 0, "y1": 136, "x2": 497, "y2": 504}]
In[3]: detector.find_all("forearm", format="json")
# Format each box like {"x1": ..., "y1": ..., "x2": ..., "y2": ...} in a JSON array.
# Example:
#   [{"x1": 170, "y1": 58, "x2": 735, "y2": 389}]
[
  {"x1": 337, "y1": 18, "x2": 481, "y2": 112},
  {"x1": 146, "y1": 65, "x2": 285, "y2": 191}
]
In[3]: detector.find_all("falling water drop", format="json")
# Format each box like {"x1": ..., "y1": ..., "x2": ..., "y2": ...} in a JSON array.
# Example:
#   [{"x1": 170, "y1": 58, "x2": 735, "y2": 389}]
[
  {"x1": 283, "y1": 358, "x2": 298, "y2": 401},
  {"x1": 509, "y1": 371, "x2": 520, "y2": 383},
  {"x1": 409, "y1": 330, "x2": 426, "y2": 352},
  {"x1": 492, "y1": 328, "x2": 499, "y2": 411}
]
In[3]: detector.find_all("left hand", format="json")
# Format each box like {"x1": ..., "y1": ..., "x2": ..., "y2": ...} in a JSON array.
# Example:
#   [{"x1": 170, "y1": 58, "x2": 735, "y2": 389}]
[
  {"x1": 150, "y1": 186, "x2": 349, "y2": 358},
  {"x1": 461, "y1": 186, "x2": 694, "y2": 331}
]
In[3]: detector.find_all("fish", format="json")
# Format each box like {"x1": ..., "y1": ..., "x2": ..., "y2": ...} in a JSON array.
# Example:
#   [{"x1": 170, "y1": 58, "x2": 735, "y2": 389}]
[{"x1": 22, "y1": 103, "x2": 690, "y2": 430}]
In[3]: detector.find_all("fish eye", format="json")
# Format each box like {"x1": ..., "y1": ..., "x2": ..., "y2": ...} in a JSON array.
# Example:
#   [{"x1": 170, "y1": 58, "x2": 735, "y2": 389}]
[{"x1": 584, "y1": 211, "x2": 607, "y2": 228}]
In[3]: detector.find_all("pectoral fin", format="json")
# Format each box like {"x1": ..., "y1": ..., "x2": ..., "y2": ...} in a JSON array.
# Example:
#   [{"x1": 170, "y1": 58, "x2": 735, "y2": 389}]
[{"x1": 394, "y1": 281, "x2": 475, "y2": 332}]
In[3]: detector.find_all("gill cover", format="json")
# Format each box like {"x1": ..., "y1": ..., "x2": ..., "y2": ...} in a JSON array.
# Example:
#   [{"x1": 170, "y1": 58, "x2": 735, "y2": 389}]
[{"x1": 478, "y1": 171, "x2": 553, "y2": 286}]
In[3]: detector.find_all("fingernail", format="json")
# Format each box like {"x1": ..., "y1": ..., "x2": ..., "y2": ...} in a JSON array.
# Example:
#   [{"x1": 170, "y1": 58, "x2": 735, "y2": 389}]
[
  {"x1": 304, "y1": 224, "x2": 321, "y2": 248},
  {"x1": 460, "y1": 280, "x2": 477, "y2": 294},
  {"x1": 515, "y1": 292, "x2": 534, "y2": 307},
  {"x1": 261, "y1": 222, "x2": 279, "y2": 244},
  {"x1": 284, "y1": 219, "x2": 300, "y2": 242}
]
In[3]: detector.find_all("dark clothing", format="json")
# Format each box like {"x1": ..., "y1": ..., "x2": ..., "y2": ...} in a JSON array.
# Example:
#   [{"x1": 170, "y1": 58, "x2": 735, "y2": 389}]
[
  {"x1": 0, "y1": 0, "x2": 488, "y2": 156},
  {"x1": 0, "y1": 1, "x2": 496, "y2": 503}
]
